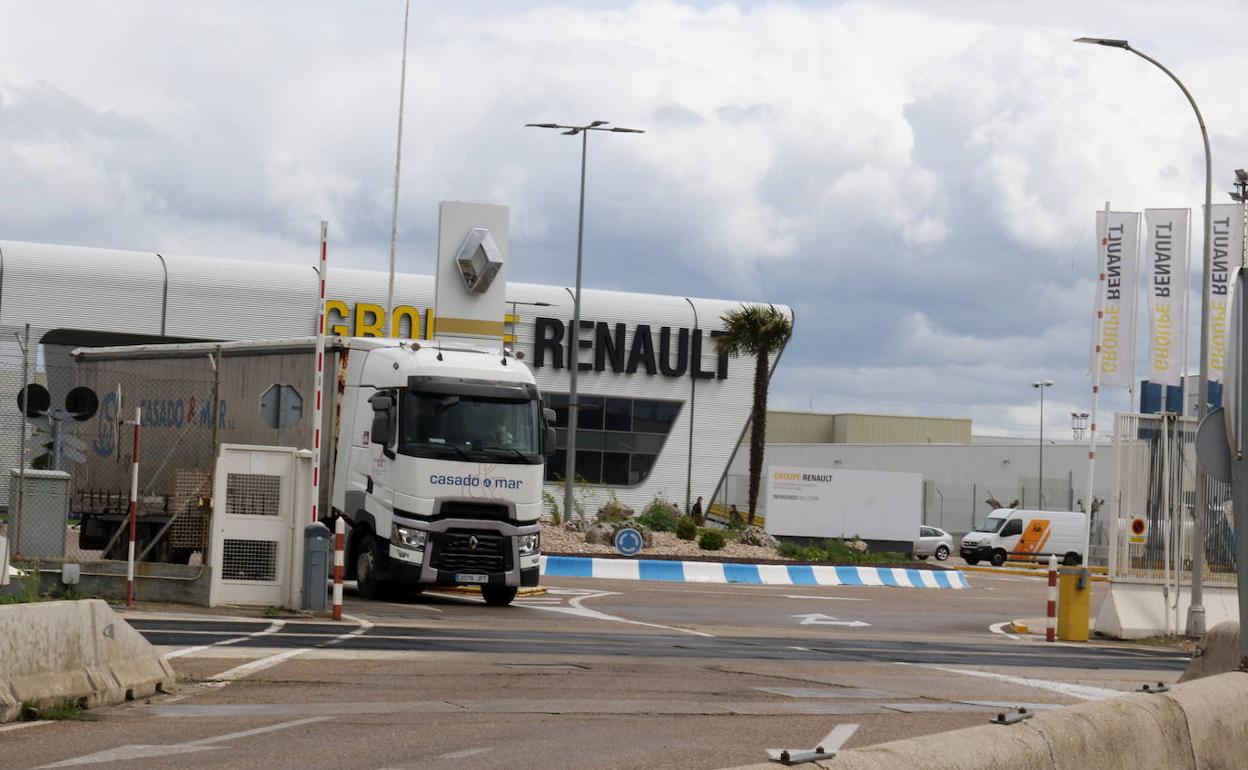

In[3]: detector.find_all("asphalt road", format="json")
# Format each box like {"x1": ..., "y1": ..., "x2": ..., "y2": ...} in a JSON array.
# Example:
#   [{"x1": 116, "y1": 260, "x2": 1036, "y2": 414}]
[{"x1": 2, "y1": 570, "x2": 1189, "y2": 770}]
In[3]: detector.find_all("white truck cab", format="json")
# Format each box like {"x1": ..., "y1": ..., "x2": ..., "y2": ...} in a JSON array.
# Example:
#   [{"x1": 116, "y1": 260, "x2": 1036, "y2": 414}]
[
  {"x1": 959, "y1": 508, "x2": 1086, "y2": 568},
  {"x1": 332, "y1": 338, "x2": 554, "y2": 605}
]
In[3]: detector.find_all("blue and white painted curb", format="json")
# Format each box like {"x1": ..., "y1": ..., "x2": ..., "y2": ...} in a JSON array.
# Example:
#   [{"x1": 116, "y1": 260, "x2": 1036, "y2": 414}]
[{"x1": 539, "y1": 556, "x2": 970, "y2": 589}]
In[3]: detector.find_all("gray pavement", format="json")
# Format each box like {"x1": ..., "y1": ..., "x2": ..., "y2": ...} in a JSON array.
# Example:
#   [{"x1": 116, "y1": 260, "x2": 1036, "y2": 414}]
[{"x1": 1, "y1": 570, "x2": 1187, "y2": 770}]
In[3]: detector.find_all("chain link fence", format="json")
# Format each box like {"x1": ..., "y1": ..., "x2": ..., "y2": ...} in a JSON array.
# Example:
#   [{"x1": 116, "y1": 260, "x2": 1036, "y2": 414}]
[{"x1": 1111, "y1": 413, "x2": 1236, "y2": 586}]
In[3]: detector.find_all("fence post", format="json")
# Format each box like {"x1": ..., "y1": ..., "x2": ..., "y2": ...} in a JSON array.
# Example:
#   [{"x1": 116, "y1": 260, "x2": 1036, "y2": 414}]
[
  {"x1": 126, "y1": 407, "x2": 142, "y2": 607},
  {"x1": 13, "y1": 324, "x2": 30, "y2": 551}
]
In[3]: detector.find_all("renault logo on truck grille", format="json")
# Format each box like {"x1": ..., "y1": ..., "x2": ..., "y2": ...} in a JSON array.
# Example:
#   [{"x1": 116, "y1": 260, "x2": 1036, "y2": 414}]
[{"x1": 468, "y1": 535, "x2": 479, "y2": 551}]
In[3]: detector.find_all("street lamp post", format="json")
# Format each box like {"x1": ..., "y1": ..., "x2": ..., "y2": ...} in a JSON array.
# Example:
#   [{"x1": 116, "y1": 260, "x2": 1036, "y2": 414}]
[
  {"x1": 525, "y1": 121, "x2": 644, "y2": 521},
  {"x1": 506, "y1": 300, "x2": 553, "y2": 356},
  {"x1": 1231, "y1": 169, "x2": 1247, "y2": 267},
  {"x1": 1032, "y1": 380, "x2": 1054, "y2": 507},
  {"x1": 1076, "y1": 37, "x2": 1212, "y2": 636}
]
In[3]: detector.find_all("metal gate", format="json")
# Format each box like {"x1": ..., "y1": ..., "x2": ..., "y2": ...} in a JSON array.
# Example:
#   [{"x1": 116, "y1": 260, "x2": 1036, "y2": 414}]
[{"x1": 208, "y1": 444, "x2": 311, "y2": 608}]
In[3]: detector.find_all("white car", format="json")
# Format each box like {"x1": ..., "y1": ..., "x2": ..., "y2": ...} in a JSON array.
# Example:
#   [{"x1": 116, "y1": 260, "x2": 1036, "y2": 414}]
[{"x1": 914, "y1": 526, "x2": 952, "y2": 561}]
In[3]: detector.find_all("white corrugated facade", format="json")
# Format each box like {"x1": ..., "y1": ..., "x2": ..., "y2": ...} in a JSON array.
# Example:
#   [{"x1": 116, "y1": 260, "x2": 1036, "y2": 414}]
[{"x1": 0, "y1": 239, "x2": 790, "y2": 514}]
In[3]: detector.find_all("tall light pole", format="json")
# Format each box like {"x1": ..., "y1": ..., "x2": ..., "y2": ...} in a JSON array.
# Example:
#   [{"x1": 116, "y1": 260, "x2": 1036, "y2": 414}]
[
  {"x1": 1076, "y1": 37, "x2": 1212, "y2": 636},
  {"x1": 1032, "y1": 380, "x2": 1054, "y2": 507},
  {"x1": 525, "y1": 121, "x2": 644, "y2": 520}
]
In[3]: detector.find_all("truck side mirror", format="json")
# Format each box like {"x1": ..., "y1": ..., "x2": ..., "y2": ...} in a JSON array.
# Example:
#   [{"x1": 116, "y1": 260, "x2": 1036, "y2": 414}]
[
  {"x1": 543, "y1": 426, "x2": 557, "y2": 457},
  {"x1": 543, "y1": 407, "x2": 556, "y2": 424}
]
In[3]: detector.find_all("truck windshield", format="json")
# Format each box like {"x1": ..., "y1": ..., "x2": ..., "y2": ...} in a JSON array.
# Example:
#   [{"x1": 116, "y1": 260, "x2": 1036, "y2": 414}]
[
  {"x1": 973, "y1": 518, "x2": 1007, "y2": 533},
  {"x1": 400, "y1": 392, "x2": 540, "y2": 462}
]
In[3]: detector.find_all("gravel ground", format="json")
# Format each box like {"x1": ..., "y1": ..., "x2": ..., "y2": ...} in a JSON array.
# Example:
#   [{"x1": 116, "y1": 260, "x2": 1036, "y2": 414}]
[{"x1": 541, "y1": 521, "x2": 792, "y2": 562}]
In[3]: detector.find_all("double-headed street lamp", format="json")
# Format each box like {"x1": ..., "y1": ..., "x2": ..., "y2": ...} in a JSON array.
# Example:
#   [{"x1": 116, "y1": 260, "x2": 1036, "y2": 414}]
[
  {"x1": 1032, "y1": 380, "x2": 1054, "y2": 507},
  {"x1": 1075, "y1": 36, "x2": 1212, "y2": 636},
  {"x1": 526, "y1": 121, "x2": 644, "y2": 521}
]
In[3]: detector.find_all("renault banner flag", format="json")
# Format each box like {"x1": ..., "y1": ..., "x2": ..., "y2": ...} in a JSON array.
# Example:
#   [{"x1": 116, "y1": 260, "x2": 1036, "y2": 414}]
[
  {"x1": 1092, "y1": 210, "x2": 1141, "y2": 389},
  {"x1": 1204, "y1": 203, "x2": 1244, "y2": 383},
  {"x1": 1144, "y1": 209, "x2": 1190, "y2": 387}
]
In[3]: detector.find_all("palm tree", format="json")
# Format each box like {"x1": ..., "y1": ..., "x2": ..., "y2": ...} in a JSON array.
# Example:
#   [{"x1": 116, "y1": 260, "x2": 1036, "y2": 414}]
[{"x1": 716, "y1": 304, "x2": 793, "y2": 526}]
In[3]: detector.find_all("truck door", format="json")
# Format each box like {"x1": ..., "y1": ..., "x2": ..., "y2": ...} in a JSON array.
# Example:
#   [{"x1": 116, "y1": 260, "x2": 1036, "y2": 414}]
[
  {"x1": 368, "y1": 389, "x2": 398, "y2": 518},
  {"x1": 999, "y1": 517, "x2": 1024, "y2": 555}
]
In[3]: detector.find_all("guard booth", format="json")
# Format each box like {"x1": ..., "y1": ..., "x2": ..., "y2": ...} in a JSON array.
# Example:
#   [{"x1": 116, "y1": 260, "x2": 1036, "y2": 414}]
[{"x1": 207, "y1": 444, "x2": 314, "y2": 609}]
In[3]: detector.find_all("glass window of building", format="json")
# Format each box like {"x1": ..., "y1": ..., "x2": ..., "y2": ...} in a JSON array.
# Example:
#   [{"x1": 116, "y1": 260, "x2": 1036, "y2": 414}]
[{"x1": 542, "y1": 395, "x2": 682, "y2": 487}]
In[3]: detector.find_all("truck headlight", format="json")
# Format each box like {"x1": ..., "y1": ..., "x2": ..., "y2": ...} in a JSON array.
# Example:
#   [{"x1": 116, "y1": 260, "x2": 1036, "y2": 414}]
[
  {"x1": 392, "y1": 524, "x2": 427, "y2": 551},
  {"x1": 518, "y1": 533, "x2": 540, "y2": 556}
]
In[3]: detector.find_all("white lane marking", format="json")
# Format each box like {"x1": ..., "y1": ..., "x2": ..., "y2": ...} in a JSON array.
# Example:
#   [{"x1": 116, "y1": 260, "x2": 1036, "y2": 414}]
[
  {"x1": 788, "y1": 646, "x2": 813, "y2": 652},
  {"x1": 37, "y1": 716, "x2": 329, "y2": 768},
  {"x1": 989, "y1": 621, "x2": 1021, "y2": 641},
  {"x1": 791, "y1": 613, "x2": 870, "y2": 628},
  {"x1": 0, "y1": 720, "x2": 52, "y2": 733},
  {"x1": 210, "y1": 616, "x2": 371, "y2": 680},
  {"x1": 783, "y1": 595, "x2": 868, "y2": 602},
  {"x1": 165, "y1": 619, "x2": 286, "y2": 659},
  {"x1": 520, "y1": 590, "x2": 715, "y2": 637},
  {"x1": 370, "y1": 599, "x2": 444, "y2": 613},
  {"x1": 911, "y1": 663, "x2": 1123, "y2": 701},
  {"x1": 439, "y1": 747, "x2": 493, "y2": 759}
]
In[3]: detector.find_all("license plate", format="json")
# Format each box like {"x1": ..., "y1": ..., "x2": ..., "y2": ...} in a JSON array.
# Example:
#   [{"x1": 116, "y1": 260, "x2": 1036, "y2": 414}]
[{"x1": 456, "y1": 573, "x2": 489, "y2": 584}]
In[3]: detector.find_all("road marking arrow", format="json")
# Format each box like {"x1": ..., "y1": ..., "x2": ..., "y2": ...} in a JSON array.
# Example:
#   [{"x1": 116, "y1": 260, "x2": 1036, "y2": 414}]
[{"x1": 790, "y1": 613, "x2": 870, "y2": 628}]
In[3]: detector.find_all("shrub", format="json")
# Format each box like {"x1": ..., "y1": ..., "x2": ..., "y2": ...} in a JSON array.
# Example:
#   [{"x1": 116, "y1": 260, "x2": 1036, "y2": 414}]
[
  {"x1": 637, "y1": 499, "x2": 679, "y2": 532},
  {"x1": 698, "y1": 530, "x2": 726, "y2": 551},
  {"x1": 675, "y1": 517, "x2": 698, "y2": 541},
  {"x1": 541, "y1": 490, "x2": 562, "y2": 526},
  {"x1": 776, "y1": 539, "x2": 907, "y2": 565}
]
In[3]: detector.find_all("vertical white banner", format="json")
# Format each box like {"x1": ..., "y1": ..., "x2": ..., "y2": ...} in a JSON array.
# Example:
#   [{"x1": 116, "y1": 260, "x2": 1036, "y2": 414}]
[
  {"x1": 1092, "y1": 210, "x2": 1141, "y2": 389},
  {"x1": 1144, "y1": 209, "x2": 1190, "y2": 387},
  {"x1": 1205, "y1": 203, "x2": 1245, "y2": 382}
]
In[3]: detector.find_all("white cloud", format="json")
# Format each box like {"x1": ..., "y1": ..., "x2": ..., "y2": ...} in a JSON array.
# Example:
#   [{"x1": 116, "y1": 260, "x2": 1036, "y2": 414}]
[{"x1": 0, "y1": 0, "x2": 1242, "y2": 435}]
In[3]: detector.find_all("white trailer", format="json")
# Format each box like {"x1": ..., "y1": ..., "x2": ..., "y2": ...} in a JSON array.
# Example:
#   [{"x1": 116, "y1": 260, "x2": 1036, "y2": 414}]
[{"x1": 763, "y1": 466, "x2": 922, "y2": 551}]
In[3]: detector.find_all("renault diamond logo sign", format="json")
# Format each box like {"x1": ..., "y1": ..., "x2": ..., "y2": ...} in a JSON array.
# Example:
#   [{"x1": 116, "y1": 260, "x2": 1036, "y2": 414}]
[
  {"x1": 455, "y1": 228, "x2": 503, "y2": 294},
  {"x1": 468, "y1": 535, "x2": 479, "y2": 551}
]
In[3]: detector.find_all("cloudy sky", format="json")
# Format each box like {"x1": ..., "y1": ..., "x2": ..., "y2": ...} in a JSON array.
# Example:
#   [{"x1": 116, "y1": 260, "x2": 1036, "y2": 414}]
[{"x1": 2, "y1": 0, "x2": 1247, "y2": 437}]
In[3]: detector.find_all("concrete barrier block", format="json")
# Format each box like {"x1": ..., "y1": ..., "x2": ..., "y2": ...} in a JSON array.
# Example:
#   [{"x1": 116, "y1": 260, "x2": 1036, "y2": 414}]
[
  {"x1": 1164, "y1": 672, "x2": 1248, "y2": 769},
  {"x1": 799, "y1": 722, "x2": 1055, "y2": 770},
  {"x1": 0, "y1": 599, "x2": 174, "y2": 722},
  {"x1": 1030, "y1": 692, "x2": 1195, "y2": 770},
  {"x1": 1179, "y1": 622, "x2": 1241, "y2": 682}
]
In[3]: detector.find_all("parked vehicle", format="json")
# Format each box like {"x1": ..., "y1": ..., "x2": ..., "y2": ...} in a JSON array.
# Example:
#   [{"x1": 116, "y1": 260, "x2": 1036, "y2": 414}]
[
  {"x1": 960, "y1": 509, "x2": 1086, "y2": 567},
  {"x1": 74, "y1": 337, "x2": 556, "y2": 606},
  {"x1": 913, "y1": 526, "x2": 952, "y2": 561}
]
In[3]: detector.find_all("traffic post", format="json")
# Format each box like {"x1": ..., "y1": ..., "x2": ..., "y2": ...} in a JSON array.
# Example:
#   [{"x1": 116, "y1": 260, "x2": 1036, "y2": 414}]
[
  {"x1": 1046, "y1": 554, "x2": 1057, "y2": 643},
  {"x1": 1194, "y1": 266, "x2": 1248, "y2": 669},
  {"x1": 126, "y1": 407, "x2": 142, "y2": 607},
  {"x1": 332, "y1": 516, "x2": 345, "y2": 621}
]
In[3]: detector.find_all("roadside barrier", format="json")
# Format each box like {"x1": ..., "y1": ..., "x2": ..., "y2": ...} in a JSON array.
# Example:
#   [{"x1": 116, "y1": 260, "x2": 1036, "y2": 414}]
[
  {"x1": 0, "y1": 599, "x2": 175, "y2": 722},
  {"x1": 1180, "y1": 622, "x2": 1242, "y2": 682},
  {"x1": 332, "y1": 517, "x2": 345, "y2": 621},
  {"x1": 539, "y1": 556, "x2": 969, "y2": 589},
  {"x1": 724, "y1": 671, "x2": 1248, "y2": 770}
]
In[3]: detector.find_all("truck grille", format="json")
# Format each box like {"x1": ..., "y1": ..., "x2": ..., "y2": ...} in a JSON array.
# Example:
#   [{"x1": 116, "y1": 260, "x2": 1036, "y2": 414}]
[
  {"x1": 435, "y1": 501, "x2": 510, "y2": 521},
  {"x1": 430, "y1": 530, "x2": 511, "y2": 574}
]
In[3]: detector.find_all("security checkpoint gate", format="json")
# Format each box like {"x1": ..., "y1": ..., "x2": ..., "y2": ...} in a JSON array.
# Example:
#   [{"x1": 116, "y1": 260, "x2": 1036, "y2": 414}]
[{"x1": 208, "y1": 444, "x2": 313, "y2": 608}]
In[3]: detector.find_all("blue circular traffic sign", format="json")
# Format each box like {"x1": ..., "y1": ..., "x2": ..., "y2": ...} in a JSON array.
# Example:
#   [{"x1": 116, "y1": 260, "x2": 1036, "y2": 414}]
[{"x1": 614, "y1": 527, "x2": 644, "y2": 557}]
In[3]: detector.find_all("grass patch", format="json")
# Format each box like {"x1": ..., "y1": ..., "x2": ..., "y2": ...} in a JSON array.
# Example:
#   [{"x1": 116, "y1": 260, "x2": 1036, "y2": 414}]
[
  {"x1": 0, "y1": 565, "x2": 42, "y2": 604},
  {"x1": 777, "y1": 539, "x2": 910, "y2": 565},
  {"x1": 22, "y1": 699, "x2": 90, "y2": 721}
]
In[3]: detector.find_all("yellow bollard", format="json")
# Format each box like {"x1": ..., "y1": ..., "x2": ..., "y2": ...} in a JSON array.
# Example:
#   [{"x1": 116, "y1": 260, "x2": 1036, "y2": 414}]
[{"x1": 1057, "y1": 566, "x2": 1091, "y2": 642}]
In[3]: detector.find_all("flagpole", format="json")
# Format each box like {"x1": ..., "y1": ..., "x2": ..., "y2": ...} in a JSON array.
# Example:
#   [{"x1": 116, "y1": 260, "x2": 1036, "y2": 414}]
[
  {"x1": 1086, "y1": 202, "x2": 1110, "y2": 566},
  {"x1": 386, "y1": 0, "x2": 411, "y2": 336}
]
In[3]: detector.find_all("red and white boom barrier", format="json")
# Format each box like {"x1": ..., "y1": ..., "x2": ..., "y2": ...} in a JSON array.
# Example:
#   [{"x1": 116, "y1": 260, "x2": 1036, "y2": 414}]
[{"x1": 126, "y1": 407, "x2": 142, "y2": 607}]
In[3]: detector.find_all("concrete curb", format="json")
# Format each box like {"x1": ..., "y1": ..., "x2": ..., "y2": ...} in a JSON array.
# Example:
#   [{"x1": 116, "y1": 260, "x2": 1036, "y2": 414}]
[
  {"x1": 539, "y1": 556, "x2": 969, "y2": 589},
  {"x1": 721, "y1": 672, "x2": 1248, "y2": 770},
  {"x1": 0, "y1": 599, "x2": 175, "y2": 722},
  {"x1": 959, "y1": 565, "x2": 1109, "y2": 582}
]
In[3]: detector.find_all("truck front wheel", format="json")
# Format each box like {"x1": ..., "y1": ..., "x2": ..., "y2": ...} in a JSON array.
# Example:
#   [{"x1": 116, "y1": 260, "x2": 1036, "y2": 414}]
[
  {"x1": 481, "y1": 585, "x2": 517, "y2": 606},
  {"x1": 355, "y1": 536, "x2": 384, "y2": 600}
]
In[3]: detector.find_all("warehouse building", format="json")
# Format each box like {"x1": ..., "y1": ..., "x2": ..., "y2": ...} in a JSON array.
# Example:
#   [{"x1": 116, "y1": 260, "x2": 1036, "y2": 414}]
[{"x1": 0, "y1": 239, "x2": 791, "y2": 515}]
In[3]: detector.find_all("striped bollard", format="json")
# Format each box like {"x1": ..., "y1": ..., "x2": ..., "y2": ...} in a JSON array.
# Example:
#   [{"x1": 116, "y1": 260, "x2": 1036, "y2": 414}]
[
  {"x1": 1046, "y1": 554, "x2": 1058, "y2": 643},
  {"x1": 126, "y1": 407, "x2": 142, "y2": 608},
  {"x1": 332, "y1": 517, "x2": 345, "y2": 621}
]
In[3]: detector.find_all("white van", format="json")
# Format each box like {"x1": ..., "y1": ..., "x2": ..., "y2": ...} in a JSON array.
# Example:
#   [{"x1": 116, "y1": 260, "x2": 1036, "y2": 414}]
[{"x1": 959, "y1": 509, "x2": 1086, "y2": 567}]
